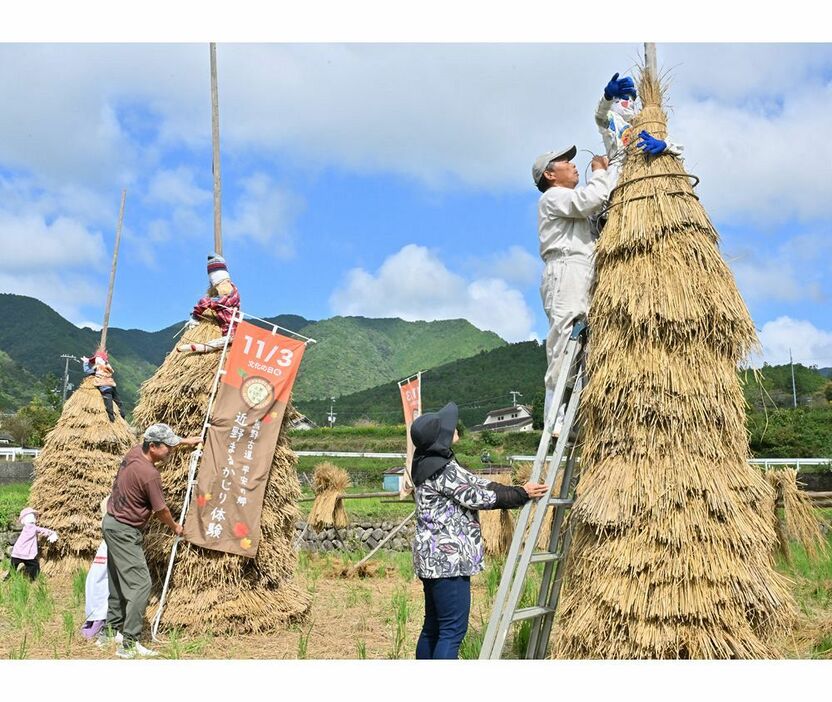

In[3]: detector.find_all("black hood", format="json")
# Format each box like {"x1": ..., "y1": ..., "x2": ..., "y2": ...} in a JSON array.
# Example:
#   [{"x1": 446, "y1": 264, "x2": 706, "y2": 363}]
[{"x1": 410, "y1": 402, "x2": 458, "y2": 486}]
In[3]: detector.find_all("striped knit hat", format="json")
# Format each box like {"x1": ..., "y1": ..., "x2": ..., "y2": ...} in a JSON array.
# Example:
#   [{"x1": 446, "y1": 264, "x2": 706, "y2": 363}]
[{"x1": 207, "y1": 253, "x2": 231, "y2": 287}]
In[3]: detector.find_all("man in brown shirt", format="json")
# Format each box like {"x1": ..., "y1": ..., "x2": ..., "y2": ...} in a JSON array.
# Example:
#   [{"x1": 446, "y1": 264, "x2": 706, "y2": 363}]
[{"x1": 99, "y1": 423, "x2": 200, "y2": 658}]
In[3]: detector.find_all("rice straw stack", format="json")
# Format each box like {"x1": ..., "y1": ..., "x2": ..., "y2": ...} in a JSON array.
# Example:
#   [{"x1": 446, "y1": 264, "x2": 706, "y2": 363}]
[
  {"x1": 766, "y1": 468, "x2": 827, "y2": 563},
  {"x1": 133, "y1": 318, "x2": 309, "y2": 633},
  {"x1": 553, "y1": 71, "x2": 795, "y2": 659},
  {"x1": 307, "y1": 462, "x2": 351, "y2": 529},
  {"x1": 480, "y1": 472, "x2": 515, "y2": 556},
  {"x1": 29, "y1": 376, "x2": 135, "y2": 574},
  {"x1": 514, "y1": 462, "x2": 558, "y2": 550}
]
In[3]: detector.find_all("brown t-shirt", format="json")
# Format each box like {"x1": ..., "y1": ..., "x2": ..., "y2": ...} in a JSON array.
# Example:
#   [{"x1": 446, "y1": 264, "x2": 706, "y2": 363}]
[{"x1": 107, "y1": 445, "x2": 167, "y2": 529}]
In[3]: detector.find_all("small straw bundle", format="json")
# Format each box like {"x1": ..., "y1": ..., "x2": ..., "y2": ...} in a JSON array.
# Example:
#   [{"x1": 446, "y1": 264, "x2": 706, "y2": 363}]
[
  {"x1": 29, "y1": 376, "x2": 135, "y2": 574},
  {"x1": 552, "y1": 71, "x2": 795, "y2": 659},
  {"x1": 766, "y1": 468, "x2": 827, "y2": 563},
  {"x1": 307, "y1": 462, "x2": 351, "y2": 530},
  {"x1": 480, "y1": 472, "x2": 515, "y2": 556},
  {"x1": 133, "y1": 318, "x2": 309, "y2": 634}
]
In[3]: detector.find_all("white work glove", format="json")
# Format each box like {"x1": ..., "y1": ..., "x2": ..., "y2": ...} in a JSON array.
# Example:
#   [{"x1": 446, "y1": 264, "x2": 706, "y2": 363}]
[
  {"x1": 47, "y1": 533, "x2": 59, "y2": 543},
  {"x1": 186, "y1": 318, "x2": 199, "y2": 329}
]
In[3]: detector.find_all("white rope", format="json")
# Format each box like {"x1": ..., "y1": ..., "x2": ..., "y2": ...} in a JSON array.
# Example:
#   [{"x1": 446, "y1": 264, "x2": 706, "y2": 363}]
[
  {"x1": 150, "y1": 310, "x2": 241, "y2": 642},
  {"x1": 212, "y1": 302, "x2": 317, "y2": 345}
]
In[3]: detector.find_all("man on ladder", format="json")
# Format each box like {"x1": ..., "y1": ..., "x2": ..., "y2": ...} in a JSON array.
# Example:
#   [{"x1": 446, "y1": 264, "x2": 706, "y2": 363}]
[{"x1": 478, "y1": 73, "x2": 637, "y2": 660}]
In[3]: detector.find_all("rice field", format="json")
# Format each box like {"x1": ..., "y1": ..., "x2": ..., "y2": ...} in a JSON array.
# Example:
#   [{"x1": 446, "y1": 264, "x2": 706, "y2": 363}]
[{"x1": 1, "y1": 525, "x2": 830, "y2": 659}]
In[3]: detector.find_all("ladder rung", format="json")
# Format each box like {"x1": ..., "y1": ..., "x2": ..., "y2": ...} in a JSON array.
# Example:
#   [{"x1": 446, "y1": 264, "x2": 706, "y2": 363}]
[
  {"x1": 548, "y1": 497, "x2": 574, "y2": 507},
  {"x1": 512, "y1": 606, "x2": 556, "y2": 622},
  {"x1": 530, "y1": 551, "x2": 562, "y2": 564}
]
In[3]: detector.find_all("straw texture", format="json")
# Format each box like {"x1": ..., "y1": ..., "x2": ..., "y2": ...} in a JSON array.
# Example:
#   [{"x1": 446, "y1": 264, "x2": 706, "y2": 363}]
[
  {"x1": 480, "y1": 472, "x2": 515, "y2": 556},
  {"x1": 552, "y1": 73, "x2": 795, "y2": 659},
  {"x1": 766, "y1": 469, "x2": 827, "y2": 563},
  {"x1": 308, "y1": 462, "x2": 351, "y2": 529},
  {"x1": 133, "y1": 318, "x2": 310, "y2": 633},
  {"x1": 28, "y1": 376, "x2": 135, "y2": 574}
]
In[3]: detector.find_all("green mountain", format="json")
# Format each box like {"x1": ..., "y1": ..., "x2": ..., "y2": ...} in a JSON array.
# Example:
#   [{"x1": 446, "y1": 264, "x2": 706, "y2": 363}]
[
  {"x1": 297, "y1": 340, "x2": 547, "y2": 428},
  {"x1": 0, "y1": 294, "x2": 505, "y2": 414},
  {"x1": 297, "y1": 348, "x2": 832, "y2": 430},
  {"x1": 289, "y1": 316, "x2": 505, "y2": 401}
]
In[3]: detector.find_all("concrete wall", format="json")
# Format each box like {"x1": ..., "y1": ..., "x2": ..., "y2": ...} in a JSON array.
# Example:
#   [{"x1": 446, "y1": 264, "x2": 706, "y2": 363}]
[{"x1": 0, "y1": 461, "x2": 33, "y2": 485}]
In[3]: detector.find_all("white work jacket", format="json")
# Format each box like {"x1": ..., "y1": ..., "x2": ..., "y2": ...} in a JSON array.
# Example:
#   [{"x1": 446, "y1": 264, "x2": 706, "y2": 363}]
[{"x1": 537, "y1": 167, "x2": 616, "y2": 261}]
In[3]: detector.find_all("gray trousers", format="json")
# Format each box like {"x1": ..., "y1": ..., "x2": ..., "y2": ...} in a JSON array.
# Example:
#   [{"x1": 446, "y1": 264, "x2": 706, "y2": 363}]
[{"x1": 102, "y1": 514, "x2": 151, "y2": 645}]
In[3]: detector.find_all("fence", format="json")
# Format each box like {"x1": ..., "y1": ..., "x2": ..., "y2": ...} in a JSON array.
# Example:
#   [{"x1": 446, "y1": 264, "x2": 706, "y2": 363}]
[{"x1": 0, "y1": 447, "x2": 41, "y2": 461}]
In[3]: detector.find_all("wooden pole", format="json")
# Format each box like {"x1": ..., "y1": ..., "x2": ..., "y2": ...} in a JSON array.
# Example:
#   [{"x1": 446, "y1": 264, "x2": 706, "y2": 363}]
[
  {"x1": 210, "y1": 42, "x2": 223, "y2": 255},
  {"x1": 99, "y1": 189, "x2": 126, "y2": 351},
  {"x1": 644, "y1": 42, "x2": 658, "y2": 81}
]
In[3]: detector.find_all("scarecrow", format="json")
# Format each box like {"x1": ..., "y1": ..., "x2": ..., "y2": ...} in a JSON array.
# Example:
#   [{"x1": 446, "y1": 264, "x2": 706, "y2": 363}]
[
  {"x1": 9, "y1": 507, "x2": 59, "y2": 580},
  {"x1": 82, "y1": 349, "x2": 124, "y2": 422},
  {"x1": 178, "y1": 253, "x2": 241, "y2": 354}
]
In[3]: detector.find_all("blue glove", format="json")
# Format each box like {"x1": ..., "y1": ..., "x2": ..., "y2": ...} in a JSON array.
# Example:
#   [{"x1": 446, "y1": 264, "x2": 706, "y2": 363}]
[
  {"x1": 636, "y1": 130, "x2": 667, "y2": 156},
  {"x1": 604, "y1": 72, "x2": 637, "y2": 100}
]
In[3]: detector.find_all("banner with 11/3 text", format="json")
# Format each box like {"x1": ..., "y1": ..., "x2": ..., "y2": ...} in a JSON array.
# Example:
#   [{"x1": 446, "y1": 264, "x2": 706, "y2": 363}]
[{"x1": 184, "y1": 320, "x2": 305, "y2": 557}]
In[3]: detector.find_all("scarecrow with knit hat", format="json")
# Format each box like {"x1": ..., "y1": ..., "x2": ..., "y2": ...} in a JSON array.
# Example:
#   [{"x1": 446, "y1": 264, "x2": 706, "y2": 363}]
[{"x1": 178, "y1": 253, "x2": 241, "y2": 354}]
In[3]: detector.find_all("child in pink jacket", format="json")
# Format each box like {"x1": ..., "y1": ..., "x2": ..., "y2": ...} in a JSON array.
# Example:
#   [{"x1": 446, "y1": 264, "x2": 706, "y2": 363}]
[{"x1": 10, "y1": 507, "x2": 58, "y2": 580}]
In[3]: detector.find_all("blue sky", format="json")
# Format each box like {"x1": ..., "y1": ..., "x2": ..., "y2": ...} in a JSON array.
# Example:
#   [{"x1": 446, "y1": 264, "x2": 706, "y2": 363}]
[{"x1": 2, "y1": 42, "x2": 831, "y2": 367}]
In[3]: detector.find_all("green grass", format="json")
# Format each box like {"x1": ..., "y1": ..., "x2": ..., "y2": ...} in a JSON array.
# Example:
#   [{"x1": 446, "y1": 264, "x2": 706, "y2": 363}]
[
  {"x1": 388, "y1": 588, "x2": 410, "y2": 659},
  {"x1": 0, "y1": 482, "x2": 30, "y2": 526},
  {"x1": 160, "y1": 628, "x2": 213, "y2": 659},
  {"x1": 0, "y1": 563, "x2": 55, "y2": 640},
  {"x1": 71, "y1": 567, "x2": 87, "y2": 609}
]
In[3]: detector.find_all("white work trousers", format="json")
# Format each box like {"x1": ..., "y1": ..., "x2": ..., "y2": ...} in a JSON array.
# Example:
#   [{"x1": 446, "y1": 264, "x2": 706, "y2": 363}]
[{"x1": 540, "y1": 255, "x2": 593, "y2": 423}]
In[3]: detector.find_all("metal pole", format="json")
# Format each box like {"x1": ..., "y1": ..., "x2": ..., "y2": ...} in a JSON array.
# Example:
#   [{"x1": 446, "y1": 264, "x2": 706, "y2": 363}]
[
  {"x1": 100, "y1": 190, "x2": 126, "y2": 351},
  {"x1": 61, "y1": 356, "x2": 70, "y2": 403},
  {"x1": 209, "y1": 42, "x2": 223, "y2": 255},
  {"x1": 644, "y1": 43, "x2": 657, "y2": 80},
  {"x1": 790, "y1": 348, "x2": 798, "y2": 408}
]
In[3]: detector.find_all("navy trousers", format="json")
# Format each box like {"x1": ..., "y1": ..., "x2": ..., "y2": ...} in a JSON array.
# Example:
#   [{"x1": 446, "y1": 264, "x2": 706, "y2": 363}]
[{"x1": 416, "y1": 576, "x2": 471, "y2": 659}]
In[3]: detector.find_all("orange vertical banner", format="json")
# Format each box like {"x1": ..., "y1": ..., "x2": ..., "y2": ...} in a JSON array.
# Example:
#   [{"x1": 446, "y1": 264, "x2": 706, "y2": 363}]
[
  {"x1": 184, "y1": 320, "x2": 306, "y2": 557},
  {"x1": 398, "y1": 373, "x2": 422, "y2": 497}
]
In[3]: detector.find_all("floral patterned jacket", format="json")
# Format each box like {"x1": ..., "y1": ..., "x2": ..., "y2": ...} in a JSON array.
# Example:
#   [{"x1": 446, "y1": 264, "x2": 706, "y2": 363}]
[{"x1": 412, "y1": 460, "x2": 527, "y2": 579}]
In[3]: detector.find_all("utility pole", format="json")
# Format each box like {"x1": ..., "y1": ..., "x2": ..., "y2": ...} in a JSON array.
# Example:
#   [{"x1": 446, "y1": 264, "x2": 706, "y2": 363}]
[
  {"x1": 510, "y1": 390, "x2": 522, "y2": 407},
  {"x1": 60, "y1": 354, "x2": 78, "y2": 404},
  {"x1": 327, "y1": 396, "x2": 337, "y2": 428},
  {"x1": 790, "y1": 348, "x2": 798, "y2": 408}
]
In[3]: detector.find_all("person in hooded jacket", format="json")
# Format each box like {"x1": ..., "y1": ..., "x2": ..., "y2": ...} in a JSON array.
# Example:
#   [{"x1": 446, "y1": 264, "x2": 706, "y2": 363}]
[{"x1": 410, "y1": 402, "x2": 548, "y2": 659}]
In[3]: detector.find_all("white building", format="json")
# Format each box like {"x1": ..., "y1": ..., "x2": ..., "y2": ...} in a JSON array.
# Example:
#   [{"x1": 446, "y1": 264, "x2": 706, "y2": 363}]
[{"x1": 470, "y1": 405, "x2": 534, "y2": 433}]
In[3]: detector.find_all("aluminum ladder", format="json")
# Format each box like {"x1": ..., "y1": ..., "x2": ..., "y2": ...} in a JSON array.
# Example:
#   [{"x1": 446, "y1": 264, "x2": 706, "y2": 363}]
[{"x1": 479, "y1": 317, "x2": 587, "y2": 659}]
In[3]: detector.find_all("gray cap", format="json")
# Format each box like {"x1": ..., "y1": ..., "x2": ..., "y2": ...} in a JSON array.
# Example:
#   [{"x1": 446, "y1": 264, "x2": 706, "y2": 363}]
[
  {"x1": 532, "y1": 145, "x2": 577, "y2": 186},
  {"x1": 143, "y1": 423, "x2": 182, "y2": 447}
]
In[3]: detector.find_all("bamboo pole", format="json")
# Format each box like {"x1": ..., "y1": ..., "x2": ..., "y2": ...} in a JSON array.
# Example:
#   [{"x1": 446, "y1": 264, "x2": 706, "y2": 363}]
[
  {"x1": 99, "y1": 189, "x2": 126, "y2": 351},
  {"x1": 644, "y1": 43, "x2": 658, "y2": 81},
  {"x1": 354, "y1": 510, "x2": 416, "y2": 568},
  {"x1": 210, "y1": 42, "x2": 223, "y2": 255}
]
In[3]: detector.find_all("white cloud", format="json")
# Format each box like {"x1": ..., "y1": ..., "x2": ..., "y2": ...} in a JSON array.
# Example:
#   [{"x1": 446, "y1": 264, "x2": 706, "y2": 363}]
[
  {"x1": 330, "y1": 244, "x2": 535, "y2": 341},
  {"x1": 77, "y1": 321, "x2": 102, "y2": 331},
  {"x1": 755, "y1": 316, "x2": 832, "y2": 368},
  {"x1": 146, "y1": 167, "x2": 211, "y2": 208},
  {"x1": 224, "y1": 173, "x2": 300, "y2": 256},
  {"x1": 468, "y1": 245, "x2": 540, "y2": 286},
  {"x1": 0, "y1": 211, "x2": 106, "y2": 270}
]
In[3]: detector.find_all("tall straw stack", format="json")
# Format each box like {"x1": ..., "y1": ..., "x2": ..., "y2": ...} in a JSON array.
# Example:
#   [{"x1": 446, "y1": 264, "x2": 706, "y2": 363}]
[
  {"x1": 29, "y1": 376, "x2": 135, "y2": 574},
  {"x1": 133, "y1": 318, "x2": 309, "y2": 633},
  {"x1": 480, "y1": 472, "x2": 515, "y2": 556},
  {"x1": 766, "y1": 469, "x2": 827, "y2": 564},
  {"x1": 553, "y1": 72, "x2": 795, "y2": 659},
  {"x1": 307, "y1": 462, "x2": 351, "y2": 529}
]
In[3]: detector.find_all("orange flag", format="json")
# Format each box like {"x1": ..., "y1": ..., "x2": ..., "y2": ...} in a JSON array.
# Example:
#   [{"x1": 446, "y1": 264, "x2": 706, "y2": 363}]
[{"x1": 184, "y1": 320, "x2": 305, "y2": 557}]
